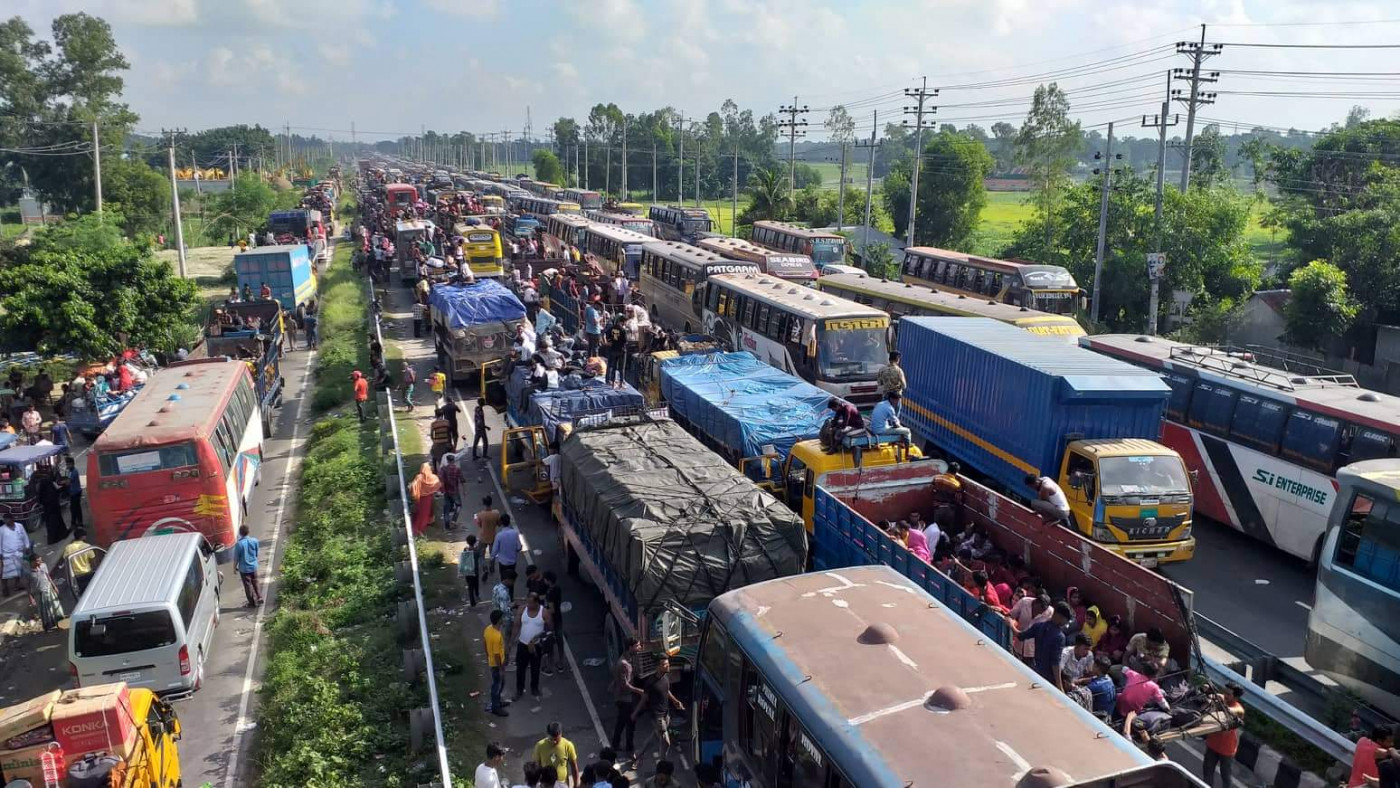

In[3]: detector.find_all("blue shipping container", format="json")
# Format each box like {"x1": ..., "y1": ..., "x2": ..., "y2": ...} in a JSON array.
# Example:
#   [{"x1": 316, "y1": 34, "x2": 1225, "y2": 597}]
[
  {"x1": 897, "y1": 317, "x2": 1171, "y2": 493},
  {"x1": 233, "y1": 244, "x2": 315, "y2": 311}
]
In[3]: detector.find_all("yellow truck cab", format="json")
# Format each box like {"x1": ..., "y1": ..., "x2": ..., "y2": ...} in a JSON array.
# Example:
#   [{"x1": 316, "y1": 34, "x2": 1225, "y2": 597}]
[
  {"x1": 769, "y1": 436, "x2": 924, "y2": 531},
  {"x1": 1058, "y1": 438, "x2": 1196, "y2": 567}
]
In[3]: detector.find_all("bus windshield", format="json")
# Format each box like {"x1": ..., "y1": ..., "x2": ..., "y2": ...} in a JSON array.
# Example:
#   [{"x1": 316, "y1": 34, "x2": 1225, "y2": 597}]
[
  {"x1": 683, "y1": 218, "x2": 711, "y2": 235},
  {"x1": 809, "y1": 238, "x2": 846, "y2": 266},
  {"x1": 818, "y1": 327, "x2": 886, "y2": 380},
  {"x1": 1099, "y1": 455, "x2": 1191, "y2": 496}
]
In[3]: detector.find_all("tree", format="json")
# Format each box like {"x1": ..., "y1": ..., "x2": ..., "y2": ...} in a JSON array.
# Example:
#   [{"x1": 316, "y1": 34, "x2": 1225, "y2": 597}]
[
  {"x1": 532, "y1": 149, "x2": 564, "y2": 185},
  {"x1": 0, "y1": 213, "x2": 199, "y2": 357},
  {"x1": 861, "y1": 242, "x2": 897, "y2": 279},
  {"x1": 1284, "y1": 260, "x2": 1359, "y2": 348},
  {"x1": 739, "y1": 167, "x2": 791, "y2": 224},
  {"x1": 1345, "y1": 105, "x2": 1371, "y2": 129},
  {"x1": 1237, "y1": 137, "x2": 1272, "y2": 193},
  {"x1": 184, "y1": 125, "x2": 277, "y2": 172},
  {"x1": 1015, "y1": 84, "x2": 1080, "y2": 252},
  {"x1": 1189, "y1": 124, "x2": 1231, "y2": 189},
  {"x1": 990, "y1": 122, "x2": 1017, "y2": 173},
  {"x1": 882, "y1": 131, "x2": 992, "y2": 247},
  {"x1": 101, "y1": 158, "x2": 169, "y2": 239},
  {"x1": 792, "y1": 162, "x2": 824, "y2": 190},
  {"x1": 204, "y1": 173, "x2": 278, "y2": 241}
]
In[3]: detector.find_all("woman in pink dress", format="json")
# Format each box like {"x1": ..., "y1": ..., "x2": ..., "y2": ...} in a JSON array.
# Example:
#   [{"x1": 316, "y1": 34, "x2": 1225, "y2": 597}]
[
  {"x1": 409, "y1": 462, "x2": 442, "y2": 534},
  {"x1": 897, "y1": 522, "x2": 931, "y2": 562}
]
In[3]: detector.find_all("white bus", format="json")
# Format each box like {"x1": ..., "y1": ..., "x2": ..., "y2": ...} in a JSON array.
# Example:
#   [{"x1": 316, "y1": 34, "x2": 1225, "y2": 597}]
[
  {"x1": 696, "y1": 236, "x2": 818, "y2": 284},
  {"x1": 558, "y1": 188, "x2": 603, "y2": 211},
  {"x1": 703, "y1": 272, "x2": 889, "y2": 408},
  {"x1": 581, "y1": 224, "x2": 652, "y2": 279},
  {"x1": 638, "y1": 241, "x2": 757, "y2": 334},
  {"x1": 751, "y1": 220, "x2": 848, "y2": 268}
]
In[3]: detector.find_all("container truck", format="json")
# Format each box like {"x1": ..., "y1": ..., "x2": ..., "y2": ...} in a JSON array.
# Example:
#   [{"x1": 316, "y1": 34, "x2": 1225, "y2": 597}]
[
  {"x1": 232, "y1": 244, "x2": 315, "y2": 312},
  {"x1": 898, "y1": 317, "x2": 1196, "y2": 566},
  {"x1": 550, "y1": 413, "x2": 807, "y2": 672},
  {"x1": 658, "y1": 351, "x2": 919, "y2": 527},
  {"x1": 428, "y1": 279, "x2": 526, "y2": 386},
  {"x1": 266, "y1": 208, "x2": 323, "y2": 243}
]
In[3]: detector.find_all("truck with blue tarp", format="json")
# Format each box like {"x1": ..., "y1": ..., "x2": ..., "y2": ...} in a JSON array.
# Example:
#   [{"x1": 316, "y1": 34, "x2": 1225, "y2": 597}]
[
  {"x1": 428, "y1": 279, "x2": 526, "y2": 385},
  {"x1": 232, "y1": 245, "x2": 315, "y2": 312},
  {"x1": 897, "y1": 317, "x2": 1197, "y2": 566},
  {"x1": 547, "y1": 413, "x2": 807, "y2": 675}
]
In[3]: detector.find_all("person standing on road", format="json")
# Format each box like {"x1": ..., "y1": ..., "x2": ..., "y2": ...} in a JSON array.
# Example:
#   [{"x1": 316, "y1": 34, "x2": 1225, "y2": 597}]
[
  {"x1": 540, "y1": 570, "x2": 566, "y2": 677},
  {"x1": 441, "y1": 397, "x2": 461, "y2": 447},
  {"x1": 28, "y1": 554, "x2": 64, "y2": 631},
  {"x1": 409, "y1": 462, "x2": 442, "y2": 535},
  {"x1": 532, "y1": 722, "x2": 579, "y2": 788},
  {"x1": 401, "y1": 363, "x2": 417, "y2": 411},
  {"x1": 610, "y1": 637, "x2": 645, "y2": 760},
  {"x1": 57, "y1": 528, "x2": 96, "y2": 597},
  {"x1": 475, "y1": 740, "x2": 508, "y2": 786},
  {"x1": 1202, "y1": 682, "x2": 1246, "y2": 787},
  {"x1": 440, "y1": 449, "x2": 463, "y2": 529},
  {"x1": 36, "y1": 469, "x2": 67, "y2": 545},
  {"x1": 491, "y1": 573, "x2": 515, "y2": 652},
  {"x1": 632, "y1": 658, "x2": 684, "y2": 768},
  {"x1": 513, "y1": 591, "x2": 551, "y2": 700},
  {"x1": 429, "y1": 366, "x2": 447, "y2": 406},
  {"x1": 459, "y1": 535, "x2": 482, "y2": 606},
  {"x1": 352, "y1": 370, "x2": 370, "y2": 422},
  {"x1": 492, "y1": 514, "x2": 521, "y2": 597},
  {"x1": 1, "y1": 518, "x2": 31, "y2": 597},
  {"x1": 234, "y1": 524, "x2": 263, "y2": 607},
  {"x1": 476, "y1": 496, "x2": 502, "y2": 575},
  {"x1": 65, "y1": 456, "x2": 84, "y2": 531},
  {"x1": 483, "y1": 613, "x2": 509, "y2": 718},
  {"x1": 303, "y1": 308, "x2": 319, "y2": 350},
  {"x1": 472, "y1": 397, "x2": 491, "y2": 460},
  {"x1": 877, "y1": 350, "x2": 906, "y2": 396}
]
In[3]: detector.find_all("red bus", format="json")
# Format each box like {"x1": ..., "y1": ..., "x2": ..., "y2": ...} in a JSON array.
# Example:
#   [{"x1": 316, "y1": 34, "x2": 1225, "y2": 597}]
[
  {"x1": 385, "y1": 183, "x2": 418, "y2": 215},
  {"x1": 88, "y1": 359, "x2": 265, "y2": 562}
]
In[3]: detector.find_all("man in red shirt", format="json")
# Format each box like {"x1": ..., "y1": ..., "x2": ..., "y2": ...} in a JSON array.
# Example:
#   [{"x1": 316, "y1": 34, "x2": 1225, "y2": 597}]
[
  {"x1": 1203, "y1": 682, "x2": 1246, "y2": 787},
  {"x1": 352, "y1": 370, "x2": 370, "y2": 422},
  {"x1": 1351, "y1": 725, "x2": 1394, "y2": 787}
]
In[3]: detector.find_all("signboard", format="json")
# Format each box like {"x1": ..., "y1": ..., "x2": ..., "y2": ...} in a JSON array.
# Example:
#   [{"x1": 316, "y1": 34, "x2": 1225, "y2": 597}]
[{"x1": 1146, "y1": 252, "x2": 1167, "y2": 280}]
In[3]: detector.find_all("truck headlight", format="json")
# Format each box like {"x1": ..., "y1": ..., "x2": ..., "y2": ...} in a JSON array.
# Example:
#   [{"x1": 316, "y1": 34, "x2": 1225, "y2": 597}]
[
  {"x1": 1179, "y1": 524, "x2": 1192, "y2": 540},
  {"x1": 1092, "y1": 522, "x2": 1114, "y2": 541}
]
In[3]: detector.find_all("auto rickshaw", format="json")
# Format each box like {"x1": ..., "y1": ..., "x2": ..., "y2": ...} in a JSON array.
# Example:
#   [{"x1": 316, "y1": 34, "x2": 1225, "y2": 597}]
[{"x1": 0, "y1": 444, "x2": 69, "y2": 532}]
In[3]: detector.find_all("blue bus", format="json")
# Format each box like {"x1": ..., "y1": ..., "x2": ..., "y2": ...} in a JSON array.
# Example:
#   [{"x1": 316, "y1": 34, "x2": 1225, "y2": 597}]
[{"x1": 693, "y1": 566, "x2": 1183, "y2": 787}]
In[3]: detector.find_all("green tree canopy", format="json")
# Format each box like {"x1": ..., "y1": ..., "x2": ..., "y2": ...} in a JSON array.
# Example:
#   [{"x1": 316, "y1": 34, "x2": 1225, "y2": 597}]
[
  {"x1": 0, "y1": 213, "x2": 199, "y2": 357},
  {"x1": 532, "y1": 149, "x2": 565, "y2": 186},
  {"x1": 1015, "y1": 83, "x2": 1080, "y2": 252},
  {"x1": 1284, "y1": 260, "x2": 1359, "y2": 348},
  {"x1": 882, "y1": 130, "x2": 993, "y2": 248},
  {"x1": 792, "y1": 162, "x2": 824, "y2": 190},
  {"x1": 738, "y1": 167, "x2": 791, "y2": 224}
]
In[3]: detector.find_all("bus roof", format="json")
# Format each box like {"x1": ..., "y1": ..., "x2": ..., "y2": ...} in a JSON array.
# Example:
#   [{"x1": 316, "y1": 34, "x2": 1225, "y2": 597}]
[
  {"x1": 709, "y1": 272, "x2": 887, "y2": 320},
  {"x1": 710, "y1": 566, "x2": 1150, "y2": 786},
  {"x1": 1082, "y1": 333, "x2": 1400, "y2": 431},
  {"x1": 753, "y1": 220, "x2": 844, "y2": 241},
  {"x1": 94, "y1": 359, "x2": 248, "y2": 451},
  {"x1": 641, "y1": 240, "x2": 735, "y2": 269},
  {"x1": 904, "y1": 245, "x2": 1022, "y2": 274},
  {"x1": 819, "y1": 273, "x2": 1085, "y2": 335},
  {"x1": 584, "y1": 224, "x2": 652, "y2": 244}
]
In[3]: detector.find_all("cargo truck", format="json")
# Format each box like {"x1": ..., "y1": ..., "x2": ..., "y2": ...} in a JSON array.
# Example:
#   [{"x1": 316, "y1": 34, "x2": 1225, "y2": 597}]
[
  {"x1": 266, "y1": 208, "x2": 323, "y2": 243},
  {"x1": 658, "y1": 351, "x2": 919, "y2": 528},
  {"x1": 428, "y1": 279, "x2": 526, "y2": 386},
  {"x1": 550, "y1": 414, "x2": 807, "y2": 672},
  {"x1": 897, "y1": 317, "x2": 1196, "y2": 566},
  {"x1": 204, "y1": 300, "x2": 285, "y2": 436},
  {"x1": 232, "y1": 244, "x2": 315, "y2": 312}
]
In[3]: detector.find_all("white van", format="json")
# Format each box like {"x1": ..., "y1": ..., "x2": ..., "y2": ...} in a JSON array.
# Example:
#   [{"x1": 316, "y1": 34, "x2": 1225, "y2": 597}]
[{"x1": 68, "y1": 532, "x2": 221, "y2": 697}]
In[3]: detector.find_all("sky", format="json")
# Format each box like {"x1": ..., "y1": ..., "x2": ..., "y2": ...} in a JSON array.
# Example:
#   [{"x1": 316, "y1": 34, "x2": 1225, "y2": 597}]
[{"x1": 11, "y1": 0, "x2": 1400, "y2": 143}]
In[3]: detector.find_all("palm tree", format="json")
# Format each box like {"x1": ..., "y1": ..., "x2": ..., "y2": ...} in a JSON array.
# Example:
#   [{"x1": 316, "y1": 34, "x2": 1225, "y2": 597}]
[{"x1": 746, "y1": 167, "x2": 791, "y2": 222}]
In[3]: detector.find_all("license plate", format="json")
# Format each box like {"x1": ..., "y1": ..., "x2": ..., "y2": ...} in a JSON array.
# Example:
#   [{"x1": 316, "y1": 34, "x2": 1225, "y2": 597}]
[
  {"x1": 1138, "y1": 557, "x2": 1159, "y2": 569},
  {"x1": 117, "y1": 671, "x2": 141, "y2": 682}
]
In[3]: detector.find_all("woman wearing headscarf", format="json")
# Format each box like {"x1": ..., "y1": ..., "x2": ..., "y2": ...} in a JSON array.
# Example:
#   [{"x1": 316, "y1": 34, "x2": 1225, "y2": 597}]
[
  {"x1": 1081, "y1": 605, "x2": 1108, "y2": 648},
  {"x1": 29, "y1": 555, "x2": 64, "y2": 631},
  {"x1": 1094, "y1": 614, "x2": 1131, "y2": 663},
  {"x1": 409, "y1": 462, "x2": 442, "y2": 535}
]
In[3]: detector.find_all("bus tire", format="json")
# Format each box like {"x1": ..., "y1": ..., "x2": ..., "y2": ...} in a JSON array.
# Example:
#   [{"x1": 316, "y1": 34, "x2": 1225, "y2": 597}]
[{"x1": 1309, "y1": 533, "x2": 1326, "y2": 571}]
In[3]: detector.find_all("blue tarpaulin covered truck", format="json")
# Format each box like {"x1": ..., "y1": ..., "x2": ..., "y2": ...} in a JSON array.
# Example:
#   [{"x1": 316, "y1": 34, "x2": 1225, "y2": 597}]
[
  {"x1": 428, "y1": 279, "x2": 525, "y2": 385},
  {"x1": 233, "y1": 245, "x2": 315, "y2": 312},
  {"x1": 896, "y1": 317, "x2": 1197, "y2": 566}
]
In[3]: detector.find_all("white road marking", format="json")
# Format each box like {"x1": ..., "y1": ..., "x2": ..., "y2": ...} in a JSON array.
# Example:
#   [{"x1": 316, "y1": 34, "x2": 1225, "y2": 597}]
[
  {"x1": 484, "y1": 445, "x2": 608, "y2": 744},
  {"x1": 1295, "y1": 600, "x2": 1313, "y2": 611},
  {"x1": 1255, "y1": 578, "x2": 1270, "y2": 585},
  {"x1": 223, "y1": 350, "x2": 311, "y2": 788}
]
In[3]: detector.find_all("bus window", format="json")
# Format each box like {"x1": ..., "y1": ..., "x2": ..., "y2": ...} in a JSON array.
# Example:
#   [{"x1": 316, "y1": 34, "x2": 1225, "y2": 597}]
[
  {"x1": 742, "y1": 298, "x2": 757, "y2": 327},
  {"x1": 767, "y1": 311, "x2": 786, "y2": 341},
  {"x1": 1229, "y1": 394, "x2": 1288, "y2": 453},
  {"x1": 972, "y1": 269, "x2": 987, "y2": 294},
  {"x1": 1164, "y1": 373, "x2": 1193, "y2": 421},
  {"x1": 699, "y1": 620, "x2": 731, "y2": 682},
  {"x1": 99, "y1": 443, "x2": 200, "y2": 476},
  {"x1": 778, "y1": 715, "x2": 828, "y2": 788},
  {"x1": 741, "y1": 662, "x2": 780, "y2": 781},
  {"x1": 1334, "y1": 491, "x2": 1400, "y2": 593},
  {"x1": 1349, "y1": 428, "x2": 1396, "y2": 463},
  {"x1": 1281, "y1": 410, "x2": 1343, "y2": 472},
  {"x1": 757, "y1": 304, "x2": 771, "y2": 333},
  {"x1": 1188, "y1": 382, "x2": 1236, "y2": 437}
]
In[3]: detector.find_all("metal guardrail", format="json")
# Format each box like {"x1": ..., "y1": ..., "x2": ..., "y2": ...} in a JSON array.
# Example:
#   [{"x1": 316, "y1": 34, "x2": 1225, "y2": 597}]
[
  {"x1": 368, "y1": 271, "x2": 453, "y2": 787},
  {"x1": 1194, "y1": 614, "x2": 1382, "y2": 766}
]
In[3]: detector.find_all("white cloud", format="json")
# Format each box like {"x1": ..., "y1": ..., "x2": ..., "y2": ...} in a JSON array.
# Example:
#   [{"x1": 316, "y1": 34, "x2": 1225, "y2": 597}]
[
  {"x1": 424, "y1": 0, "x2": 501, "y2": 17},
  {"x1": 317, "y1": 42, "x2": 351, "y2": 66},
  {"x1": 552, "y1": 61, "x2": 580, "y2": 81}
]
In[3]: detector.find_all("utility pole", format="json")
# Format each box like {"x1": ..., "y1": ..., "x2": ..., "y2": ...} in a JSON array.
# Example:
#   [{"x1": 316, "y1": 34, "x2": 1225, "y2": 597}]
[
  {"x1": 732, "y1": 139, "x2": 739, "y2": 238},
  {"x1": 163, "y1": 129, "x2": 188, "y2": 278},
  {"x1": 677, "y1": 113, "x2": 685, "y2": 203},
  {"x1": 1142, "y1": 74, "x2": 1180, "y2": 335},
  {"x1": 1174, "y1": 25, "x2": 1222, "y2": 191},
  {"x1": 584, "y1": 136, "x2": 590, "y2": 188},
  {"x1": 501, "y1": 130, "x2": 513, "y2": 177},
  {"x1": 836, "y1": 136, "x2": 849, "y2": 230},
  {"x1": 902, "y1": 78, "x2": 938, "y2": 248},
  {"x1": 91, "y1": 119, "x2": 103, "y2": 216},
  {"x1": 652, "y1": 143, "x2": 658, "y2": 201},
  {"x1": 621, "y1": 121, "x2": 628, "y2": 199},
  {"x1": 856, "y1": 110, "x2": 879, "y2": 263},
  {"x1": 694, "y1": 127, "x2": 701, "y2": 208},
  {"x1": 1090, "y1": 122, "x2": 1120, "y2": 326},
  {"x1": 605, "y1": 121, "x2": 613, "y2": 196},
  {"x1": 777, "y1": 97, "x2": 809, "y2": 193}
]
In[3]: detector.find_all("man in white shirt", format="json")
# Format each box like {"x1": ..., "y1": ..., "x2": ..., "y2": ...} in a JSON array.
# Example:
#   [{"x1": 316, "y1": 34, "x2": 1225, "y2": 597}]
[
  {"x1": 1024, "y1": 473, "x2": 1071, "y2": 524},
  {"x1": 1059, "y1": 633, "x2": 1095, "y2": 691},
  {"x1": 474, "y1": 741, "x2": 506, "y2": 788}
]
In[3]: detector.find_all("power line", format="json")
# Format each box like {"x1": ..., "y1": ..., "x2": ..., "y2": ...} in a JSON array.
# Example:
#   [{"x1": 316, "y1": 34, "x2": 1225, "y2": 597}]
[{"x1": 1218, "y1": 41, "x2": 1400, "y2": 48}]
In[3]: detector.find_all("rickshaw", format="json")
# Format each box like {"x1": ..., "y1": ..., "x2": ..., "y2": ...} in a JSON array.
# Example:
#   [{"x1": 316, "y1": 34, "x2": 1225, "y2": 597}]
[{"x1": 0, "y1": 443, "x2": 68, "y2": 532}]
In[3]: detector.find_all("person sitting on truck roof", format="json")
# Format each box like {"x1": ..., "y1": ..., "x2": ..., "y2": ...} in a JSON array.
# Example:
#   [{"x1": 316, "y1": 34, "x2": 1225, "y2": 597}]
[
  {"x1": 870, "y1": 391, "x2": 912, "y2": 443},
  {"x1": 821, "y1": 397, "x2": 864, "y2": 452},
  {"x1": 1024, "y1": 473, "x2": 1071, "y2": 525}
]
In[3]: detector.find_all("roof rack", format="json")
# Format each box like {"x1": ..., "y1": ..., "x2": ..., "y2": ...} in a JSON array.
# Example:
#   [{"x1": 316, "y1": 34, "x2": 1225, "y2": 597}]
[{"x1": 1167, "y1": 343, "x2": 1358, "y2": 391}]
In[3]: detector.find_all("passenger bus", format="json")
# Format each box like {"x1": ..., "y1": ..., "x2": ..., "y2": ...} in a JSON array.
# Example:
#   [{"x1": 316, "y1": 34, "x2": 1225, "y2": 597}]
[
  {"x1": 613, "y1": 201, "x2": 645, "y2": 216},
  {"x1": 521, "y1": 180, "x2": 561, "y2": 199},
  {"x1": 582, "y1": 224, "x2": 652, "y2": 278},
  {"x1": 817, "y1": 272, "x2": 1085, "y2": 341},
  {"x1": 541, "y1": 213, "x2": 592, "y2": 257},
  {"x1": 702, "y1": 272, "x2": 889, "y2": 408},
  {"x1": 501, "y1": 212, "x2": 540, "y2": 240},
  {"x1": 639, "y1": 241, "x2": 758, "y2": 334},
  {"x1": 693, "y1": 565, "x2": 1174, "y2": 786},
  {"x1": 384, "y1": 183, "x2": 417, "y2": 215},
  {"x1": 697, "y1": 236, "x2": 817, "y2": 284},
  {"x1": 558, "y1": 188, "x2": 603, "y2": 211},
  {"x1": 751, "y1": 221, "x2": 847, "y2": 269},
  {"x1": 1306, "y1": 460, "x2": 1400, "y2": 717},
  {"x1": 458, "y1": 224, "x2": 505, "y2": 278},
  {"x1": 586, "y1": 210, "x2": 655, "y2": 237},
  {"x1": 518, "y1": 196, "x2": 582, "y2": 218},
  {"x1": 1081, "y1": 334, "x2": 1400, "y2": 564},
  {"x1": 901, "y1": 246, "x2": 1082, "y2": 316},
  {"x1": 649, "y1": 205, "x2": 713, "y2": 243},
  {"x1": 88, "y1": 359, "x2": 264, "y2": 562}
]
